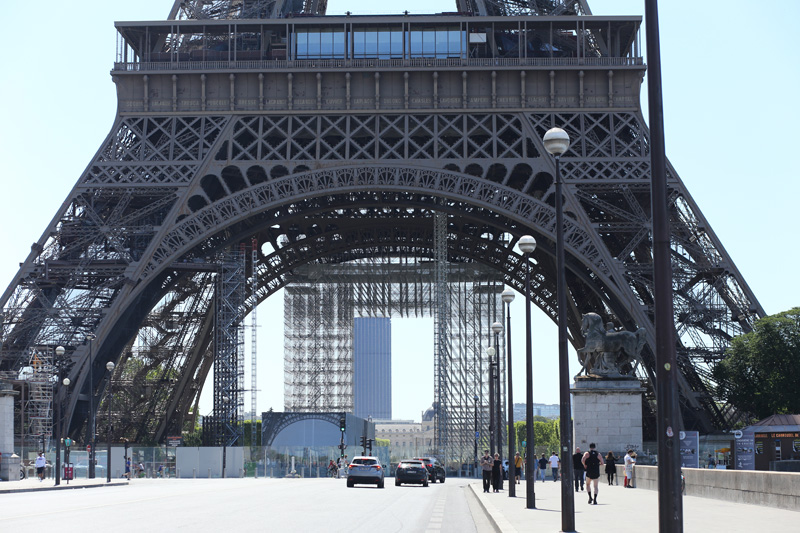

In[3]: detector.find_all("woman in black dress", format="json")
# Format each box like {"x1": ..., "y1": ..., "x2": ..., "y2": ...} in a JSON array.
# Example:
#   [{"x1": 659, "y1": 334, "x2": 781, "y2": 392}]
[
  {"x1": 605, "y1": 451, "x2": 617, "y2": 485},
  {"x1": 491, "y1": 453, "x2": 502, "y2": 492}
]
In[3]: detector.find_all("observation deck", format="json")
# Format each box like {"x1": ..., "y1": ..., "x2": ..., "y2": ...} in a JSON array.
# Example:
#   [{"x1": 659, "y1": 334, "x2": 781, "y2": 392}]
[{"x1": 112, "y1": 14, "x2": 644, "y2": 113}]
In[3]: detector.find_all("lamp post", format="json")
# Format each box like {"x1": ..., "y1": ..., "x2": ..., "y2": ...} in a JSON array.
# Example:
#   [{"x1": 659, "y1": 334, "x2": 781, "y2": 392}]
[
  {"x1": 86, "y1": 333, "x2": 97, "y2": 479},
  {"x1": 222, "y1": 395, "x2": 229, "y2": 478},
  {"x1": 501, "y1": 289, "x2": 516, "y2": 497},
  {"x1": 644, "y1": 1, "x2": 683, "y2": 529},
  {"x1": 54, "y1": 346, "x2": 66, "y2": 486},
  {"x1": 491, "y1": 321, "x2": 504, "y2": 493},
  {"x1": 518, "y1": 234, "x2": 537, "y2": 509},
  {"x1": 543, "y1": 126, "x2": 575, "y2": 531},
  {"x1": 486, "y1": 346, "x2": 496, "y2": 457},
  {"x1": 473, "y1": 394, "x2": 479, "y2": 477},
  {"x1": 491, "y1": 322, "x2": 504, "y2": 461},
  {"x1": 105, "y1": 361, "x2": 115, "y2": 483}
]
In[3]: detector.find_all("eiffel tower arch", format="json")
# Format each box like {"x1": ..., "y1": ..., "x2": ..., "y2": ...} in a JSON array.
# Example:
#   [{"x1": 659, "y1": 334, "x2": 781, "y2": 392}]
[{"x1": 0, "y1": 1, "x2": 764, "y2": 451}]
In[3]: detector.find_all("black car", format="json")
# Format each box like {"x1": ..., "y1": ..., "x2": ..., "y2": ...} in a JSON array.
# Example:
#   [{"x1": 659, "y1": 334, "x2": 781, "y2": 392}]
[
  {"x1": 395, "y1": 459, "x2": 428, "y2": 487},
  {"x1": 412, "y1": 457, "x2": 446, "y2": 483}
]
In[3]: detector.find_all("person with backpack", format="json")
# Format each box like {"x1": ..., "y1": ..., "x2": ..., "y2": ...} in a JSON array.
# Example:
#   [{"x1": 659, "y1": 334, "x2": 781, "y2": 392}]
[{"x1": 581, "y1": 443, "x2": 605, "y2": 505}]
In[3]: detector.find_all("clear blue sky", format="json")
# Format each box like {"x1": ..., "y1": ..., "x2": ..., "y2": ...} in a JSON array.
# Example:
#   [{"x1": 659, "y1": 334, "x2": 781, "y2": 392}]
[{"x1": 1, "y1": 1, "x2": 797, "y2": 422}]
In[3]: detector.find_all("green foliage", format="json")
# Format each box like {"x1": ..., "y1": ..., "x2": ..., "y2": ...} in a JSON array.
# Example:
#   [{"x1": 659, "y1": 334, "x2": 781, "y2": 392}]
[
  {"x1": 375, "y1": 438, "x2": 390, "y2": 447},
  {"x1": 713, "y1": 308, "x2": 800, "y2": 419},
  {"x1": 512, "y1": 418, "x2": 560, "y2": 455}
]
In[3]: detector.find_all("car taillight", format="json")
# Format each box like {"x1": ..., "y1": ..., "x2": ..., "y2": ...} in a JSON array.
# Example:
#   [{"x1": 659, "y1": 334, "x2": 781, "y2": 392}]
[
  {"x1": 348, "y1": 464, "x2": 355, "y2": 468},
  {"x1": 375, "y1": 465, "x2": 381, "y2": 470}
]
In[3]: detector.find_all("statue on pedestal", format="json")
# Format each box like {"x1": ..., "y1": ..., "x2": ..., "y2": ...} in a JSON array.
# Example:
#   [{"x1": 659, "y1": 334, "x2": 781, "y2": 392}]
[{"x1": 576, "y1": 313, "x2": 646, "y2": 378}]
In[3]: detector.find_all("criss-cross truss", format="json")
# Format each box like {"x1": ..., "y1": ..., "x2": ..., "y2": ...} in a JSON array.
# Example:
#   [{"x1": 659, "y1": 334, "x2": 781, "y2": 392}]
[{"x1": 0, "y1": 5, "x2": 764, "y2": 456}]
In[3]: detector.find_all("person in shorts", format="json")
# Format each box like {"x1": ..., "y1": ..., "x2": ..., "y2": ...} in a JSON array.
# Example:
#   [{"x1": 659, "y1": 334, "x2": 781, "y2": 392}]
[
  {"x1": 35, "y1": 452, "x2": 47, "y2": 481},
  {"x1": 582, "y1": 443, "x2": 605, "y2": 505}
]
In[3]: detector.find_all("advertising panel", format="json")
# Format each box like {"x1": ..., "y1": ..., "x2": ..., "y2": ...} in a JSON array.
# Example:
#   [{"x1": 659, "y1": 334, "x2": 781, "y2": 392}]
[
  {"x1": 734, "y1": 430, "x2": 755, "y2": 470},
  {"x1": 679, "y1": 430, "x2": 699, "y2": 468}
]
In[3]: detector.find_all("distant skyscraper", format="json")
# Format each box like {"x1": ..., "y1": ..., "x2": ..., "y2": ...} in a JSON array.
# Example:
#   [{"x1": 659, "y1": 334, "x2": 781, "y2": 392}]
[{"x1": 354, "y1": 317, "x2": 391, "y2": 419}]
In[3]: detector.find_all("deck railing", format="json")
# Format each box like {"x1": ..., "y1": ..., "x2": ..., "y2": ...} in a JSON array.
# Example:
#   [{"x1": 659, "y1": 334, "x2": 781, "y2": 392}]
[{"x1": 113, "y1": 56, "x2": 643, "y2": 72}]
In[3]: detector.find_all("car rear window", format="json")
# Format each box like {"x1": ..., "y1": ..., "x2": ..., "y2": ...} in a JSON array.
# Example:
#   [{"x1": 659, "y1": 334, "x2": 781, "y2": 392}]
[
  {"x1": 352, "y1": 458, "x2": 378, "y2": 465},
  {"x1": 399, "y1": 461, "x2": 423, "y2": 467}
]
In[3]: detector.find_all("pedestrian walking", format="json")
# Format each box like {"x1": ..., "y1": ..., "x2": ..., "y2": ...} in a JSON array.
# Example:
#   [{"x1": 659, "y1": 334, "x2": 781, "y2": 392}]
[
  {"x1": 514, "y1": 452, "x2": 523, "y2": 484},
  {"x1": 624, "y1": 449, "x2": 635, "y2": 488},
  {"x1": 630, "y1": 452, "x2": 637, "y2": 488},
  {"x1": 491, "y1": 453, "x2": 502, "y2": 492},
  {"x1": 124, "y1": 457, "x2": 131, "y2": 479},
  {"x1": 35, "y1": 452, "x2": 46, "y2": 481},
  {"x1": 582, "y1": 443, "x2": 604, "y2": 505},
  {"x1": 480, "y1": 450, "x2": 493, "y2": 493},
  {"x1": 707, "y1": 453, "x2": 716, "y2": 469},
  {"x1": 605, "y1": 451, "x2": 617, "y2": 485},
  {"x1": 537, "y1": 453, "x2": 547, "y2": 481},
  {"x1": 548, "y1": 452, "x2": 560, "y2": 481},
  {"x1": 572, "y1": 447, "x2": 585, "y2": 491}
]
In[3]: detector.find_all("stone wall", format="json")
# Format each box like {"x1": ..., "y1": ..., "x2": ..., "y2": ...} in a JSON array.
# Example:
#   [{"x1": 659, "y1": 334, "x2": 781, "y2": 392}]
[
  {"x1": 572, "y1": 378, "x2": 643, "y2": 455},
  {"x1": 616, "y1": 464, "x2": 800, "y2": 511}
]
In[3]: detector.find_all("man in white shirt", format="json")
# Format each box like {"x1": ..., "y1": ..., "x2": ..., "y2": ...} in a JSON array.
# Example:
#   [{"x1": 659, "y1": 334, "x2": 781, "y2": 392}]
[
  {"x1": 548, "y1": 452, "x2": 560, "y2": 481},
  {"x1": 624, "y1": 449, "x2": 635, "y2": 488},
  {"x1": 35, "y1": 452, "x2": 47, "y2": 481}
]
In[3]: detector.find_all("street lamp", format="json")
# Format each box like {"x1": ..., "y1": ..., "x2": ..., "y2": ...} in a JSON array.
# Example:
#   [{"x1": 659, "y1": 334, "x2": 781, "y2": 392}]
[
  {"x1": 486, "y1": 346, "x2": 496, "y2": 457},
  {"x1": 644, "y1": 1, "x2": 683, "y2": 528},
  {"x1": 86, "y1": 333, "x2": 97, "y2": 479},
  {"x1": 501, "y1": 288, "x2": 516, "y2": 498},
  {"x1": 491, "y1": 321, "x2": 504, "y2": 461},
  {"x1": 54, "y1": 346, "x2": 66, "y2": 486},
  {"x1": 543, "y1": 126, "x2": 575, "y2": 531},
  {"x1": 491, "y1": 321, "x2": 504, "y2": 493},
  {"x1": 105, "y1": 361, "x2": 115, "y2": 483},
  {"x1": 518, "y1": 234, "x2": 537, "y2": 509}
]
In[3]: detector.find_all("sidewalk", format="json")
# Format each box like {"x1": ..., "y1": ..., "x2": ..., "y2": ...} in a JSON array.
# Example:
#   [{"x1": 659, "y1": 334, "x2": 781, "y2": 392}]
[
  {"x1": 469, "y1": 477, "x2": 799, "y2": 532},
  {"x1": 0, "y1": 477, "x2": 128, "y2": 494}
]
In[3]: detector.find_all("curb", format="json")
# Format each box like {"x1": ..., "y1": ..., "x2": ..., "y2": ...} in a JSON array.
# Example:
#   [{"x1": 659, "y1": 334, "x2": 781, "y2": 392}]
[
  {"x1": 0, "y1": 481, "x2": 129, "y2": 494},
  {"x1": 467, "y1": 482, "x2": 518, "y2": 533}
]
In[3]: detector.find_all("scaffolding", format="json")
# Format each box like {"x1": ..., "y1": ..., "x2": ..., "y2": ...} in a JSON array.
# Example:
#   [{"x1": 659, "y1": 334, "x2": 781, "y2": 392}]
[
  {"x1": 283, "y1": 257, "x2": 504, "y2": 466},
  {"x1": 211, "y1": 250, "x2": 247, "y2": 446},
  {"x1": 25, "y1": 347, "x2": 54, "y2": 451}
]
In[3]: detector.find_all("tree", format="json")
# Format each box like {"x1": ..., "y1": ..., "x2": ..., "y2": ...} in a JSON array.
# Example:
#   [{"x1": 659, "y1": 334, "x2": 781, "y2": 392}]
[
  {"x1": 713, "y1": 307, "x2": 800, "y2": 419},
  {"x1": 513, "y1": 418, "x2": 560, "y2": 456}
]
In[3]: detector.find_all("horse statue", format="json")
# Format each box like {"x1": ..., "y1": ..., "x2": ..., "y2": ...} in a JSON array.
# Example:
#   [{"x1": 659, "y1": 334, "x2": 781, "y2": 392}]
[{"x1": 576, "y1": 312, "x2": 646, "y2": 378}]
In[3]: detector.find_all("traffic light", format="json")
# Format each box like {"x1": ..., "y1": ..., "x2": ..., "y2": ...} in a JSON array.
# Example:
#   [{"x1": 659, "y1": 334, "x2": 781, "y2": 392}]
[
  {"x1": 366, "y1": 439, "x2": 373, "y2": 452},
  {"x1": 339, "y1": 415, "x2": 346, "y2": 432},
  {"x1": 359, "y1": 435, "x2": 366, "y2": 448}
]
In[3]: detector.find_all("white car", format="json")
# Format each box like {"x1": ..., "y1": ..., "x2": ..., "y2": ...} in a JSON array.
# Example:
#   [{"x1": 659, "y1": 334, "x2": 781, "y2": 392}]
[{"x1": 346, "y1": 456, "x2": 385, "y2": 488}]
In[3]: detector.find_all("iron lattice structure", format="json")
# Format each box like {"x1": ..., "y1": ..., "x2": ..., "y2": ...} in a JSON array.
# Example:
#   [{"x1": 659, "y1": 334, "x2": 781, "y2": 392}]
[
  {"x1": 283, "y1": 258, "x2": 506, "y2": 463},
  {"x1": 0, "y1": 2, "x2": 764, "y2": 450}
]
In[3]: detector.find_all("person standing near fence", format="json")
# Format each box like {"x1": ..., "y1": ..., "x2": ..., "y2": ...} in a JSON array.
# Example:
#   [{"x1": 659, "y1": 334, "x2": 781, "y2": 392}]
[
  {"x1": 537, "y1": 453, "x2": 547, "y2": 481},
  {"x1": 605, "y1": 451, "x2": 617, "y2": 485}
]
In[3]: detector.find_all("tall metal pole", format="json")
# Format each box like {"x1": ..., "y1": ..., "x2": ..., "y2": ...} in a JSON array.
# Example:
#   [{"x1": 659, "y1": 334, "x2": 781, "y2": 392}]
[
  {"x1": 54, "y1": 387, "x2": 61, "y2": 486},
  {"x1": 492, "y1": 328, "x2": 503, "y2": 459},
  {"x1": 488, "y1": 347, "x2": 495, "y2": 456},
  {"x1": 555, "y1": 153, "x2": 575, "y2": 531},
  {"x1": 474, "y1": 395, "x2": 479, "y2": 477},
  {"x1": 503, "y1": 290, "x2": 516, "y2": 498},
  {"x1": 518, "y1": 235, "x2": 536, "y2": 509},
  {"x1": 54, "y1": 346, "x2": 65, "y2": 486},
  {"x1": 543, "y1": 127, "x2": 575, "y2": 531},
  {"x1": 106, "y1": 362, "x2": 115, "y2": 483},
  {"x1": 87, "y1": 334, "x2": 96, "y2": 479},
  {"x1": 644, "y1": 0, "x2": 683, "y2": 530}
]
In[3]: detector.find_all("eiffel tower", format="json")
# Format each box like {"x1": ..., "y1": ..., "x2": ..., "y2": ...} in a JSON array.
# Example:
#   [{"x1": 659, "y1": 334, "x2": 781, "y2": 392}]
[{"x1": 0, "y1": 0, "x2": 763, "y2": 454}]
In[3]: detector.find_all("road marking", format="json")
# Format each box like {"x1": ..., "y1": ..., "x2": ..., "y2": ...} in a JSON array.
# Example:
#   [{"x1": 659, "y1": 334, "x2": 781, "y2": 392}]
[{"x1": 425, "y1": 487, "x2": 448, "y2": 532}]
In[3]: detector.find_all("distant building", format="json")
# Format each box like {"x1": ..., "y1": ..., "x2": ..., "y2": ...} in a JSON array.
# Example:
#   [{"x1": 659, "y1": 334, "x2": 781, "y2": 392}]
[
  {"x1": 375, "y1": 419, "x2": 434, "y2": 460},
  {"x1": 353, "y1": 317, "x2": 392, "y2": 420},
  {"x1": 513, "y1": 403, "x2": 560, "y2": 422}
]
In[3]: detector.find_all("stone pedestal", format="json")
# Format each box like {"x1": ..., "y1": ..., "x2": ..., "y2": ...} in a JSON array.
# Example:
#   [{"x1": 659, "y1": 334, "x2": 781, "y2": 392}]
[
  {"x1": 0, "y1": 383, "x2": 20, "y2": 481},
  {"x1": 571, "y1": 377, "x2": 643, "y2": 455}
]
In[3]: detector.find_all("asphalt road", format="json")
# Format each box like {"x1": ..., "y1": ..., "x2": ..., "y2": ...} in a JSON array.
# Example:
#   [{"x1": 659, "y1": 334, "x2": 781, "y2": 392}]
[{"x1": 1, "y1": 477, "x2": 486, "y2": 532}]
